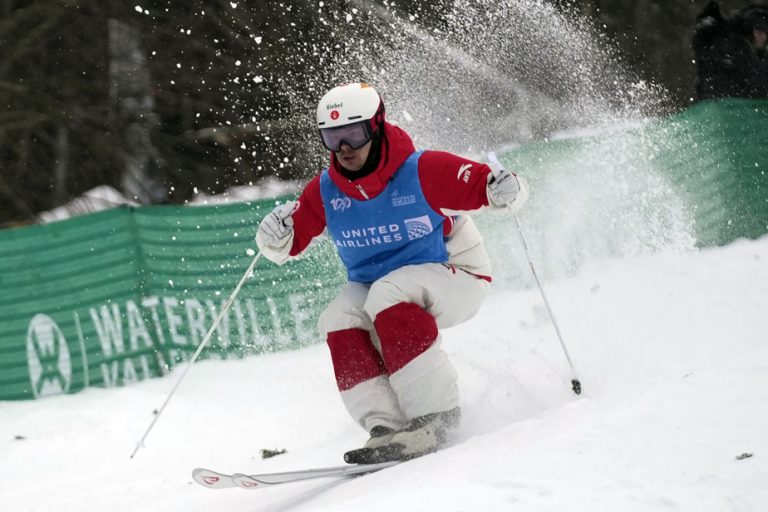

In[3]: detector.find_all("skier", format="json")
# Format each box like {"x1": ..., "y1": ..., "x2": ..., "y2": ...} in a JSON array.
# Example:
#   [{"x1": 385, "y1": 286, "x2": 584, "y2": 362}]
[{"x1": 256, "y1": 83, "x2": 528, "y2": 463}]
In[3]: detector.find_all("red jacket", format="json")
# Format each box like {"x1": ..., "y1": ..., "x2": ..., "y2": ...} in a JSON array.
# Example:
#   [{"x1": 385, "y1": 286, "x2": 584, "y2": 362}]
[{"x1": 290, "y1": 122, "x2": 493, "y2": 257}]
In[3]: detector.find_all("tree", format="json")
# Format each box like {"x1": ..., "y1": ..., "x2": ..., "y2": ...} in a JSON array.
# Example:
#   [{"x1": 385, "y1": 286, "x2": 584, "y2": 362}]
[
  {"x1": 549, "y1": 0, "x2": 762, "y2": 105},
  {"x1": 0, "y1": 0, "x2": 340, "y2": 224},
  {"x1": 0, "y1": 1, "x2": 115, "y2": 225},
  {"x1": 2, "y1": 0, "x2": 759, "y2": 226}
]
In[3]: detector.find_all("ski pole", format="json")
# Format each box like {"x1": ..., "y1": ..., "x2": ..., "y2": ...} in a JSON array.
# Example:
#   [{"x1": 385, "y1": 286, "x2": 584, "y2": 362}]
[
  {"x1": 487, "y1": 151, "x2": 581, "y2": 395},
  {"x1": 512, "y1": 216, "x2": 582, "y2": 395},
  {"x1": 130, "y1": 250, "x2": 263, "y2": 459}
]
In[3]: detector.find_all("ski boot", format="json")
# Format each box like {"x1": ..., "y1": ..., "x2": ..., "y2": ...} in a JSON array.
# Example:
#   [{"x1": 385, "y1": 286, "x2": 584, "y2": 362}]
[{"x1": 344, "y1": 407, "x2": 460, "y2": 464}]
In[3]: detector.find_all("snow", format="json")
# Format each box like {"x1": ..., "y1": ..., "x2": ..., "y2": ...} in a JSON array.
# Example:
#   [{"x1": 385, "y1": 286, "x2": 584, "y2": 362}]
[
  {"x1": 35, "y1": 178, "x2": 302, "y2": 224},
  {"x1": 36, "y1": 185, "x2": 139, "y2": 223},
  {"x1": 185, "y1": 177, "x2": 301, "y2": 206},
  {"x1": 2, "y1": 236, "x2": 768, "y2": 511}
]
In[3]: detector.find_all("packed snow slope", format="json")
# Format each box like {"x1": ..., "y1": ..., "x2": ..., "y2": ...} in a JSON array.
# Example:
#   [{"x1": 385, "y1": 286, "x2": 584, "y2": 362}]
[{"x1": 2, "y1": 236, "x2": 768, "y2": 512}]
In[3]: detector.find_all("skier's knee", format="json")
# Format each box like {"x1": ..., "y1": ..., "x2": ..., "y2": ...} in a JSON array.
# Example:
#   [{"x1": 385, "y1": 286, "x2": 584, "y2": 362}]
[
  {"x1": 364, "y1": 278, "x2": 409, "y2": 319},
  {"x1": 318, "y1": 298, "x2": 363, "y2": 335}
]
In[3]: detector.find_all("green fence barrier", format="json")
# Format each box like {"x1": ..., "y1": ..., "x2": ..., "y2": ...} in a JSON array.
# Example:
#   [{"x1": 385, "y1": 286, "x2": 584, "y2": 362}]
[
  {"x1": 0, "y1": 201, "x2": 345, "y2": 400},
  {"x1": 497, "y1": 98, "x2": 768, "y2": 250},
  {"x1": 1, "y1": 98, "x2": 766, "y2": 401},
  {"x1": 651, "y1": 99, "x2": 768, "y2": 246}
]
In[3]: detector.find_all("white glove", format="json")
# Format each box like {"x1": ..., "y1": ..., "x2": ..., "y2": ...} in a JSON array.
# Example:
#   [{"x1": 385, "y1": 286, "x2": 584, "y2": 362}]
[
  {"x1": 256, "y1": 201, "x2": 297, "y2": 263},
  {"x1": 486, "y1": 152, "x2": 529, "y2": 211}
]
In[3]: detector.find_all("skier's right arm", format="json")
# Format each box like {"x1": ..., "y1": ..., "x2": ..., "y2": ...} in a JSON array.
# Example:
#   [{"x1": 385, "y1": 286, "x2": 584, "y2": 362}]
[{"x1": 256, "y1": 176, "x2": 327, "y2": 265}]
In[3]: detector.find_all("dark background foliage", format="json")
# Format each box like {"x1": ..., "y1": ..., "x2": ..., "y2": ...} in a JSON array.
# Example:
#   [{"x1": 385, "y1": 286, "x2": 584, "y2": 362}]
[{"x1": 0, "y1": 0, "x2": 761, "y2": 225}]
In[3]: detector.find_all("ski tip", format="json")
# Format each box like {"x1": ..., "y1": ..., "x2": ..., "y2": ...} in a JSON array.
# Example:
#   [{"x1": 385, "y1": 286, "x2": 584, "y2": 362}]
[
  {"x1": 232, "y1": 473, "x2": 265, "y2": 489},
  {"x1": 192, "y1": 468, "x2": 235, "y2": 489}
]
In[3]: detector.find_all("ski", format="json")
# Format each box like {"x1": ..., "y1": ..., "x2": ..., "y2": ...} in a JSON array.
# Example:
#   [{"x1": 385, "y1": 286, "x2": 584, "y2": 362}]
[{"x1": 192, "y1": 460, "x2": 400, "y2": 490}]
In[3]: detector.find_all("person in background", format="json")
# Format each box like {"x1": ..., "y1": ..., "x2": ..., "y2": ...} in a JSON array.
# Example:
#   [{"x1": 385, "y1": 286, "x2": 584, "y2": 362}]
[
  {"x1": 692, "y1": 1, "x2": 768, "y2": 100},
  {"x1": 740, "y1": 4, "x2": 768, "y2": 57},
  {"x1": 256, "y1": 83, "x2": 528, "y2": 463}
]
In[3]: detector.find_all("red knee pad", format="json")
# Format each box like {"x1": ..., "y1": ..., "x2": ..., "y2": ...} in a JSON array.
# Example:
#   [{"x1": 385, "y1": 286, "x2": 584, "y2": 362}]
[
  {"x1": 326, "y1": 328, "x2": 386, "y2": 391},
  {"x1": 374, "y1": 302, "x2": 438, "y2": 373}
]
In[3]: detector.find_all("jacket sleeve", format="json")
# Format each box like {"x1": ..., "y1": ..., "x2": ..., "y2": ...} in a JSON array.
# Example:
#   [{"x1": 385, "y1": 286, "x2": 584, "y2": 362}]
[
  {"x1": 417, "y1": 151, "x2": 492, "y2": 215},
  {"x1": 289, "y1": 176, "x2": 327, "y2": 257}
]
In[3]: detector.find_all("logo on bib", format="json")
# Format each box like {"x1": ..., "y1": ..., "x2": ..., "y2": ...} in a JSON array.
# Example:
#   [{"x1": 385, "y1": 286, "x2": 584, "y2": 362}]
[
  {"x1": 404, "y1": 216, "x2": 434, "y2": 240},
  {"x1": 331, "y1": 197, "x2": 352, "y2": 212},
  {"x1": 391, "y1": 190, "x2": 416, "y2": 207}
]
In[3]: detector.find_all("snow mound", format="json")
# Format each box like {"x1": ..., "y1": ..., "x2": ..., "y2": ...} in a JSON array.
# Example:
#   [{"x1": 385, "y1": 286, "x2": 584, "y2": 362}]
[{"x1": 2, "y1": 237, "x2": 767, "y2": 511}]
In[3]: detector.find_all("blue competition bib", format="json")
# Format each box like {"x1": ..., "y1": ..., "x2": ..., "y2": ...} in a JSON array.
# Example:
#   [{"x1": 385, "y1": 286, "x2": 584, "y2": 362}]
[{"x1": 320, "y1": 151, "x2": 447, "y2": 283}]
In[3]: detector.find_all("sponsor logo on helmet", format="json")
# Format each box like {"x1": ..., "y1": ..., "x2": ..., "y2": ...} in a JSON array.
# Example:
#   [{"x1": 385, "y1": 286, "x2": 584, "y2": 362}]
[
  {"x1": 326, "y1": 102, "x2": 343, "y2": 110},
  {"x1": 330, "y1": 110, "x2": 340, "y2": 120}
]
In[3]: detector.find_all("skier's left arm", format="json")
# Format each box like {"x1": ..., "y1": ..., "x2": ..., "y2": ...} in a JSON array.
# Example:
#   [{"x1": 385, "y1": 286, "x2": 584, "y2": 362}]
[
  {"x1": 418, "y1": 151, "x2": 528, "y2": 214},
  {"x1": 486, "y1": 156, "x2": 529, "y2": 211}
]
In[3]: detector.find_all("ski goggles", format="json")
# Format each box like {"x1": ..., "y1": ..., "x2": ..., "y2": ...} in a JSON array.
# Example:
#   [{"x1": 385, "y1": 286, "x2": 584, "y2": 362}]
[{"x1": 319, "y1": 121, "x2": 373, "y2": 152}]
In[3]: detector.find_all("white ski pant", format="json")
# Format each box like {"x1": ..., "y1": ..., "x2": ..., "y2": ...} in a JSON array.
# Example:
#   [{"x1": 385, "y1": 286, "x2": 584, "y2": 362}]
[{"x1": 318, "y1": 263, "x2": 490, "y2": 432}]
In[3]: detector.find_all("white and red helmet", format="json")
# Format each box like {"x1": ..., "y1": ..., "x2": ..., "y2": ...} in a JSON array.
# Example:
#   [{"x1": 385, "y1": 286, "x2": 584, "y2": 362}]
[{"x1": 316, "y1": 83, "x2": 385, "y2": 132}]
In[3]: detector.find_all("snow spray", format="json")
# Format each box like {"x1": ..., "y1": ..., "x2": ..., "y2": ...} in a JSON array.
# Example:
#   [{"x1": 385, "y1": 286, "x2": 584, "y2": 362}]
[{"x1": 282, "y1": 0, "x2": 696, "y2": 283}]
